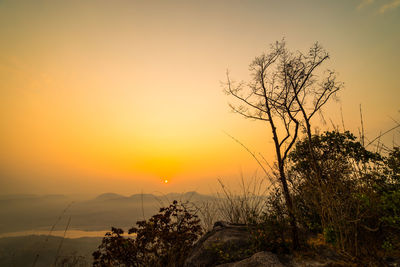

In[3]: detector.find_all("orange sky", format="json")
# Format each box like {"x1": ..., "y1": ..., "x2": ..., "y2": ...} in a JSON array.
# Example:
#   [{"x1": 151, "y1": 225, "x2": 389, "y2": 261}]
[{"x1": 0, "y1": 0, "x2": 399, "y2": 196}]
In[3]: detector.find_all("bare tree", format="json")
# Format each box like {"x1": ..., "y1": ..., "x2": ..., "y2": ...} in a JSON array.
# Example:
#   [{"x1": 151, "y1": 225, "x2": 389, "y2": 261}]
[
  {"x1": 283, "y1": 42, "x2": 342, "y2": 174},
  {"x1": 224, "y1": 40, "x2": 342, "y2": 249}
]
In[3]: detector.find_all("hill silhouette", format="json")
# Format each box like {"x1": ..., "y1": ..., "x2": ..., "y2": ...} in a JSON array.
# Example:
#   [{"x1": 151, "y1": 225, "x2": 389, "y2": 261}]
[{"x1": 0, "y1": 192, "x2": 216, "y2": 235}]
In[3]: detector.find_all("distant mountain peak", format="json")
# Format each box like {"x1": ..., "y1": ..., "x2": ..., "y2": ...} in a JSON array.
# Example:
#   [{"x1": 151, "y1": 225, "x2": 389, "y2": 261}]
[{"x1": 95, "y1": 193, "x2": 125, "y2": 200}]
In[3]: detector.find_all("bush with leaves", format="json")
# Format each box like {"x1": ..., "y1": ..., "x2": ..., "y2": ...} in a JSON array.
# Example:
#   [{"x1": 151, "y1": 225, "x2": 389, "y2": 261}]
[
  {"x1": 375, "y1": 147, "x2": 400, "y2": 254},
  {"x1": 93, "y1": 200, "x2": 203, "y2": 267},
  {"x1": 289, "y1": 131, "x2": 381, "y2": 235},
  {"x1": 288, "y1": 131, "x2": 400, "y2": 260}
]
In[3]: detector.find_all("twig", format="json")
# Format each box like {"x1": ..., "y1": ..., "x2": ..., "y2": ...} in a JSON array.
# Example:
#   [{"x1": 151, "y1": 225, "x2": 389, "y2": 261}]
[
  {"x1": 32, "y1": 201, "x2": 74, "y2": 267},
  {"x1": 223, "y1": 131, "x2": 269, "y2": 178},
  {"x1": 53, "y1": 216, "x2": 71, "y2": 267},
  {"x1": 365, "y1": 124, "x2": 400, "y2": 148}
]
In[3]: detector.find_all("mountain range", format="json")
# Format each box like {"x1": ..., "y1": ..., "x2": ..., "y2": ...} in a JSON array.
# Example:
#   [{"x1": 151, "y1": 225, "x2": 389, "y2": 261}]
[{"x1": 0, "y1": 192, "x2": 216, "y2": 235}]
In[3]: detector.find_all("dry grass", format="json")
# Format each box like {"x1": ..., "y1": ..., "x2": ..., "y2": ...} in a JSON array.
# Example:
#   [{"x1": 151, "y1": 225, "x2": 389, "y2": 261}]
[{"x1": 215, "y1": 173, "x2": 273, "y2": 225}]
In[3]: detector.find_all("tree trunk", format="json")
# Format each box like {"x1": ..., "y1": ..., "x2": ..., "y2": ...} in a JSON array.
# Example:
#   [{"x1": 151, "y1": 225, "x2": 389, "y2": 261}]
[
  {"x1": 267, "y1": 109, "x2": 299, "y2": 250},
  {"x1": 278, "y1": 162, "x2": 299, "y2": 249}
]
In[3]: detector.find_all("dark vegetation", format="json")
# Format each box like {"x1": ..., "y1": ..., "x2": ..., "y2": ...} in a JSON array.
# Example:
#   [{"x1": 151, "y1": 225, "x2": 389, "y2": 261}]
[
  {"x1": 267, "y1": 131, "x2": 400, "y2": 263},
  {"x1": 93, "y1": 201, "x2": 202, "y2": 267}
]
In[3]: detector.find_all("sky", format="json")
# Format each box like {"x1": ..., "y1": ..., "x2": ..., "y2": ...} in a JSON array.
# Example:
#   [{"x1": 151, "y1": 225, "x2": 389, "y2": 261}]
[{"x1": 0, "y1": 0, "x2": 399, "y2": 196}]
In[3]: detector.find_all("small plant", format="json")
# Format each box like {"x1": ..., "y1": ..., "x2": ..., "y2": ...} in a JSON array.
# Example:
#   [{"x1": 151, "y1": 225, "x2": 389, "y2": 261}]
[
  {"x1": 323, "y1": 226, "x2": 337, "y2": 245},
  {"x1": 93, "y1": 200, "x2": 203, "y2": 267}
]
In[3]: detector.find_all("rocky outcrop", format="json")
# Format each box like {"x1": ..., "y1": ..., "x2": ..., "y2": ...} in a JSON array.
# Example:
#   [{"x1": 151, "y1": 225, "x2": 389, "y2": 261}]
[
  {"x1": 184, "y1": 221, "x2": 253, "y2": 267},
  {"x1": 184, "y1": 221, "x2": 355, "y2": 267}
]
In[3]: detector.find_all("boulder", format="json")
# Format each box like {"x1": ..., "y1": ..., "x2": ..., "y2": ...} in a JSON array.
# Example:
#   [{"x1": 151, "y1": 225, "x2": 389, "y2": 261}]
[{"x1": 184, "y1": 221, "x2": 253, "y2": 267}]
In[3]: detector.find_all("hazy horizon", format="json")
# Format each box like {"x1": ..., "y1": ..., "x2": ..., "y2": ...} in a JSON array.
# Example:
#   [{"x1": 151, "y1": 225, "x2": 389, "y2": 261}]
[
  {"x1": 1, "y1": 0, "x2": 399, "y2": 196},
  {"x1": 0, "y1": 190, "x2": 218, "y2": 200}
]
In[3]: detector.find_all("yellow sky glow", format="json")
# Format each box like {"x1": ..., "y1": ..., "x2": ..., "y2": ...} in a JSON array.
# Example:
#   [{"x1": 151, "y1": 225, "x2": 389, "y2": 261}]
[{"x1": 0, "y1": 0, "x2": 399, "y2": 196}]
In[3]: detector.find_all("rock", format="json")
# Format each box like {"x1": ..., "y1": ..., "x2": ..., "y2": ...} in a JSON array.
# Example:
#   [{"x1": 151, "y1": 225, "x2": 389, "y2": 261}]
[
  {"x1": 289, "y1": 245, "x2": 350, "y2": 267},
  {"x1": 184, "y1": 221, "x2": 253, "y2": 267},
  {"x1": 216, "y1": 251, "x2": 285, "y2": 267},
  {"x1": 184, "y1": 221, "x2": 356, "y2": 267}
]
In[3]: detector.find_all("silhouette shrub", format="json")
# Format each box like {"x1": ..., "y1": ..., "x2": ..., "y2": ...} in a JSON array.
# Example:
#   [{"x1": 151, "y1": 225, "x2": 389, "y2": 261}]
[
  {"x1": 93, "y1": 200, "x2": 203, "y2": 267},
  {"x1": 288, "y1": 131, "x2": 400, "y2": 260}
]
